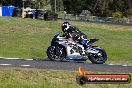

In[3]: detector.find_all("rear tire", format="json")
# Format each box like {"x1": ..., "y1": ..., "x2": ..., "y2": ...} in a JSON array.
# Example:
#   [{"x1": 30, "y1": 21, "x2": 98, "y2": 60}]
[{"x1": 47, "y1": 45, "x2": 66, "y2": 61}]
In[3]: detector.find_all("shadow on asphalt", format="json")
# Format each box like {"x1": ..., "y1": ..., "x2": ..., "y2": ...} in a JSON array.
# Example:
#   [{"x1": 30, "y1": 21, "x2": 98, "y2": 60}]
[{"x1": 38, "y1": 59, "x2": 85, "y2": 63}]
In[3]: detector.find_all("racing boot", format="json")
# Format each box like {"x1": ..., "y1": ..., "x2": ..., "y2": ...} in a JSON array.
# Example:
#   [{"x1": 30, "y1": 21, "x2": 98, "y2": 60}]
[{"x1": 81, "y1": 39, "x2": 90, "y2": 49}]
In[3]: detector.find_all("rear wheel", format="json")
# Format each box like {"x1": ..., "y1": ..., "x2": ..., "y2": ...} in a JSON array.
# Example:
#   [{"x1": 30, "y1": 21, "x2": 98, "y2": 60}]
[
  {"x1": 89, "y1": 48, "x2": 107, "y2": 64},
  {"x1": 47, "y1": 45, "x2": 66, "y2": 61}
]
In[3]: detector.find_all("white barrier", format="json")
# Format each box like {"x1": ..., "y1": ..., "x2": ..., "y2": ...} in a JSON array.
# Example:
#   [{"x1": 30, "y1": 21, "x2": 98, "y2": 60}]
[{"x1": 0, "y1": 7, "x2": 2, "y2": 16}]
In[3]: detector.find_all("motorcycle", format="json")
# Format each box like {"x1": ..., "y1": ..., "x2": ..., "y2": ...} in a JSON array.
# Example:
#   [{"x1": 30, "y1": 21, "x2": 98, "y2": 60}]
[{"x1": 47, "y1": 32, "x2": 107, "y2": 64}]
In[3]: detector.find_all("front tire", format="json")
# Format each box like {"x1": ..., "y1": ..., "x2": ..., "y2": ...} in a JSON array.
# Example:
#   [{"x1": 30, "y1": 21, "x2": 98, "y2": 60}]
[
  {"x1": 47, "y1": 45, "x2": 66, "y2": 61},
  {"x1": 89, "y1": 48, "x2": 107, "y2": 64}
]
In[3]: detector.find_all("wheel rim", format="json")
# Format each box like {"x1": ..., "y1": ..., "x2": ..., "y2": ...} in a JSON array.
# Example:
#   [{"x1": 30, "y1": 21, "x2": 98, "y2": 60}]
[
  {"x1": 93, "y1": 49, "x2": 106, "y2": 62},
  {"x1": 49, "y1": 46, "x2": 65, "y2": 61}
]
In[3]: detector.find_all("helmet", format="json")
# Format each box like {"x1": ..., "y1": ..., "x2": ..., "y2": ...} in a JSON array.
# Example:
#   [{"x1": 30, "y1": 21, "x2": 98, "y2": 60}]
[{"x1": 61, "y1": 22, "x2": 70, "y2": 32}]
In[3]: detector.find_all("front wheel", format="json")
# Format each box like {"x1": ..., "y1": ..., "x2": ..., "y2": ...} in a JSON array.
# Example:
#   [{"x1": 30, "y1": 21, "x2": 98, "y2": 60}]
[
  {"x1": 88, "y1": 48, "x2": 107, "y2": 64},
  {"x1": 47, "y1": 45, "x2": 66, "y2": 61}
]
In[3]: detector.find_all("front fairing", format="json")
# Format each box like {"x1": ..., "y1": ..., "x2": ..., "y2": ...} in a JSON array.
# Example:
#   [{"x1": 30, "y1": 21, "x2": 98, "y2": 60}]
[{"x1": 51, "y1": 33, "x2": 66, "y2": 45}]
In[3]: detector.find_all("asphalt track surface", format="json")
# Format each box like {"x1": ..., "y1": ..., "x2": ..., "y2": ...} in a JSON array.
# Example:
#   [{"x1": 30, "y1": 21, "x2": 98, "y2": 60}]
[{"x1": 0, "y1": 58, "x2": 132, "y2": 73}]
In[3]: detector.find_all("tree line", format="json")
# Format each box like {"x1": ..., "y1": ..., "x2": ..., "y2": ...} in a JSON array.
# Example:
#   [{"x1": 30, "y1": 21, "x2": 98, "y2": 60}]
[
  {"x1": 0, "y1": 0, "x2": 46, "y2": 9},
  {"x1": 62, "y1": 0, "x2": 132, "y2": 17},
  {"x1": 0, "y1": 0, "x2": 132, "y2": 17}
]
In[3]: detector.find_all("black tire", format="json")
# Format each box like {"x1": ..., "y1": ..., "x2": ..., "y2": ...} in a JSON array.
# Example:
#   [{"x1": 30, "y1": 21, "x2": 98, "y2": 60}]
[
  {"x1": 35, "y1": 10, "x2": 46, "y2": 20},
  {"x1": 47, "y1": 45, "x2": 66, "y2": 61},
  {"x1": 89, "y1": 48, "x2": 107, "y2": 64},
  {"x1": 46, "y1": 12, "x2": 58, "y2": 21},
  {"x1": 12, "y1": 8, "x2": 22, "y2": 17},
  {"x1": 26, "y1": 14, "x2": 33, "y2": 18}
]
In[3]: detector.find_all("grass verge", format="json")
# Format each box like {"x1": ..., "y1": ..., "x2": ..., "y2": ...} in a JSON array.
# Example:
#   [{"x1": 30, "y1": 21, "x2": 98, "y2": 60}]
[{"x1": 0, "y1": 67, "x2": 131, "y2": 88}]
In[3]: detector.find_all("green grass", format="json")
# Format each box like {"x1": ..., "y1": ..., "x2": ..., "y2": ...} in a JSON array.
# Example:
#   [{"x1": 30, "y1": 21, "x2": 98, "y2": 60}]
[
  {"x1": 0, "y1": 17, "x2": 132, "y2": 65},
  {"x1": 0, "y1": 68, "x2": 131, "y2": 88}
]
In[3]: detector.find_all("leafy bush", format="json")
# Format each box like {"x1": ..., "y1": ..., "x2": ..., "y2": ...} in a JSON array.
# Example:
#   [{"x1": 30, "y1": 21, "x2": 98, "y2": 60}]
[{"x1": 112, "y1": 11, "x2": 123, "y2": 18}]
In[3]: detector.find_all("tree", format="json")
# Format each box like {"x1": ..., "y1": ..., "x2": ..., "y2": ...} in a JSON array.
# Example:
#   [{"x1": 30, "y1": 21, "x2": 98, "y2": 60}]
[
  {"x1": 0, "y1": 0, "x2": 22, "y2": 7},
  {"x1": 63, "y1": 0, "x2": 86, "y2": 14},
  {"x1": 126, "y1": 0, "x2": 132, "y2": 17},
  {"x1": 109, "y1": 0, "x2": 129, "y2": 17},
  {"x1": 51, "y1": 0, "x2": 64, "y2": 12},
  {"x1": 37, "y1": 0, "x2": 46, "y2": 9},
  {"x1": 63, "y1": 0, "x2": 131, "y2": 17},
  {"x1": 0, "y1": 0, "x2": 46, "y2": 9}
]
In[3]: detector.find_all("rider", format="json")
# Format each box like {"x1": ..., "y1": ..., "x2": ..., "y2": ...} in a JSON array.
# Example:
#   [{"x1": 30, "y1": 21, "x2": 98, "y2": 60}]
[{"x1": 61, "y1": 22, "x2": 89, "y2": 49}]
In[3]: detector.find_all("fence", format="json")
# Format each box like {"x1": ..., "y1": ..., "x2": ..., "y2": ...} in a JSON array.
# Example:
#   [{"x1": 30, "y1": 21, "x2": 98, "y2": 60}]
[{"x1": 64, "y1": 14, "x2": 132, "y2": 24}]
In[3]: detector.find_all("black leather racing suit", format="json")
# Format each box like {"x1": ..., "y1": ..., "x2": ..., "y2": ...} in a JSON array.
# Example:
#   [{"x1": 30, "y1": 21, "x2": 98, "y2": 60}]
[{"x1": 63, "y1": 26, "x2": 89, "y2": 48}]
